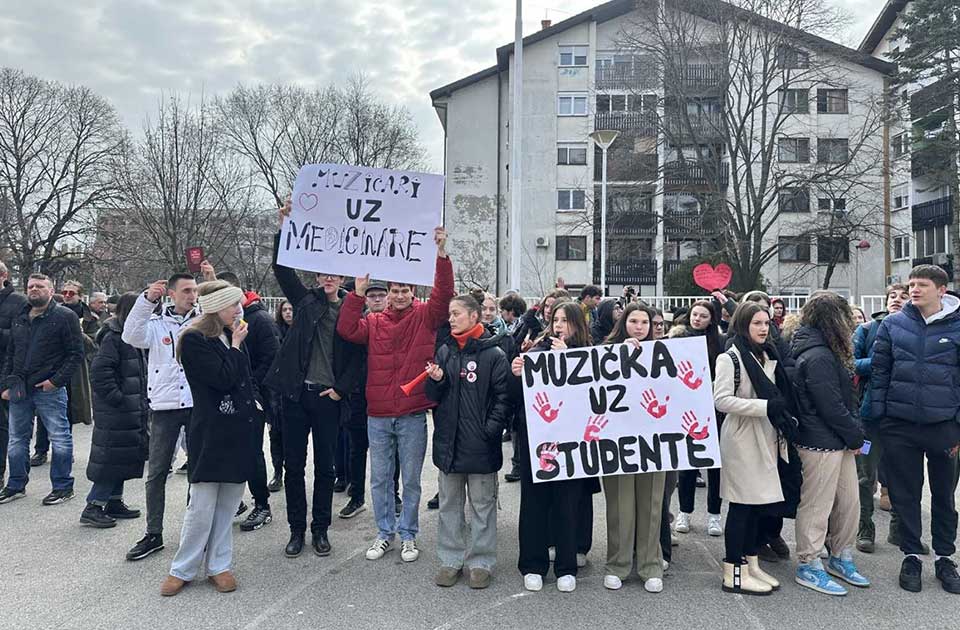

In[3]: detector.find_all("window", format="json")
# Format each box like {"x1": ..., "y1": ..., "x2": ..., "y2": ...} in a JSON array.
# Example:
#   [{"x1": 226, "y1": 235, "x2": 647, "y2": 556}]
[
  {"x1": 779, "y1": 236, "x2": 811, "y2": 262},
  {"x1": 779, "y1": 137, "x2": 810, "y2": 163},
  {"x1": 818, "y1": 237, "x2": 850, "y2": 263},
  {"x1": 559, "y1": 46, "x2": 588, "y2": 67},
  {"x1": 558, "y1": 189, "x2": 586, "y2": 211},
  {"x1": 558, "y1": 93, "x2": 588, "y2": 116},
  {"x1": 556, "y1": 235, "x2": 587, "y2": 260},
  {"x1": 893, "y1": 235, "x2": 911, "y2": 260},
  {"x1": 916, "y1": 225, "x2": 947, "y2": 256},
  {"x1": 777, "y1": 45, "x2": 810, "y2": 69},
  {"x1": 779, "y1": 187, "x2": 810, "y2": 213},
  {"x1": 818, "y1": 138, "x2": 849, "y2": 163},
  {"x1": 781, "y1": 89, "x2": 809, "y2": 114},
  {"x1": 597, "y1": 94, "x2": 653, "y2": 113},
  {"x1": 817, "y1": 89, "x2": 849, "y2": 114},
  {"x1": 557, "y1": 145, "x2": 588, "y2": 165},
  {"x1": 892, "y1": 132, "x2": 910, "y2": 158},
  {"x1": 817, "y1": 198, "x2": 846, "y2": 213},
  {"x1": 892, "y1": 183, "x2": 910, "y2": 210}
]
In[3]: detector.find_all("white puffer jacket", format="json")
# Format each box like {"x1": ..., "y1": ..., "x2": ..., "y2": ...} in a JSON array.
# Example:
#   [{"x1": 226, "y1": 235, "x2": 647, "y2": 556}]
[{"x1": 122, "y1": 293, "x2": 199, "y2": 411}]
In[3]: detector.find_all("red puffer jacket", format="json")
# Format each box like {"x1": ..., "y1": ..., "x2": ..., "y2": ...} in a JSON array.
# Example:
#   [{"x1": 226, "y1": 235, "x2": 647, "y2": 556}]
[{"x1": 337, "y1": 257, "x2": 454, "y2": 417}]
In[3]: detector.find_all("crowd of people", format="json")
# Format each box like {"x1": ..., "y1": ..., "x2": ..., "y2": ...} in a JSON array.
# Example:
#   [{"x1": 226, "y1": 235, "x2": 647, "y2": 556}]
[{"x1": 0, "y1": 211, "x2": 959, "y2": 600}]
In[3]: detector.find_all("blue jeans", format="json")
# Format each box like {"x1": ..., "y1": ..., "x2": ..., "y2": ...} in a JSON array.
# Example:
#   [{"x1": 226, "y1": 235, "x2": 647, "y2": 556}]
[
  {"x1": 87, "y1": 479, "x2": 125, "y2": 506},
  {"x1": 7, "y1": 388, "x2": 73, "y2": 491},
  {"x1": 368, "y1": 413, "x2": 427, "y2": 542}
]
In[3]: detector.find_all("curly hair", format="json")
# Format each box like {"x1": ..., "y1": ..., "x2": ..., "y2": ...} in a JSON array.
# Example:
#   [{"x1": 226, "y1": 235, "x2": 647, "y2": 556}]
[{"x1": 800, "y1": 291, "x2": 854, "y2": 370}]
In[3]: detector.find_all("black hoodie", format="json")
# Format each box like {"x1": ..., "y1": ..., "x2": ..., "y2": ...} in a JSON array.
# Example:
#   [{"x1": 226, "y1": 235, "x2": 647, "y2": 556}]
[{"x1": 590, "y1": 299, "x2": 619, "y2": 344}]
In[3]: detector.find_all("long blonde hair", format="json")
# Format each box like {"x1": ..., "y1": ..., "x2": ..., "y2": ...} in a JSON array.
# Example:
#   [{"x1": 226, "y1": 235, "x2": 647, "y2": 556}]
[{"x1": 175, "y1": 280, "x2": 233, "y2": 362}]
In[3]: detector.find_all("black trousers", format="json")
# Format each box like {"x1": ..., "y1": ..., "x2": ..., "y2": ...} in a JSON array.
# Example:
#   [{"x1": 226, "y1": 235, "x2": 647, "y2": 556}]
[
  {"x1": 659, "y1": 470, "x2": 678, "y2": 563},
  {"x1": 334, "y1": 425, "x2": 350, "y2": 481},
  {"x1": 547, "y1": 488, "x2": 594, "y2": 554},
  {"x1": 269, "y1": 420, "x2": 283, "y2": 477},
  {"x1": 517, "y1": 429, "x2": 586, "y2": 578},
  {"x1": 758, "y1": 515, "x2": 784, "y2": 544},
  {"x1": 283, "y1": 387, "x2": 340, "y2": 535},
  {"x1": 247, "y1": 414, "x2": 270, "y2": 508},
  {"x1": 724, "y1": 502, "x2": 766, "y2": 564},
  {"x1": 678, "y1": 467, "x2": 721, "y2": 515},
  {"x1": 879, "y1": 417, "x2": 960, "y2": 557},
  {"x1": 0, "y1": 399, "x2": 8, "y2": 483}
]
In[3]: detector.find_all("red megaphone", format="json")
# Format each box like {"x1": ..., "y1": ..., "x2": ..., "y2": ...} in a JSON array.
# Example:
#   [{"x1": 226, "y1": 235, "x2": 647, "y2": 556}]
[{"x1": 400, "y1": 370, "x2": 430, "y2": 396}]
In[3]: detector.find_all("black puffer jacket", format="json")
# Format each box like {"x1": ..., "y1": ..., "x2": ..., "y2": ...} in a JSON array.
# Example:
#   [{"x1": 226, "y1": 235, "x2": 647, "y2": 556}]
[
  {"x1": 180, "y1": 329, "x2": 259, "y2": 483},
  {"x1": 790, "y1": 325, "x2": 864, "y2": 451},
  {"x1": 0, "y1": 282, "x2": 28, "y2": 359},
  {"x1": 242, "y1": 300, "x2": 279, "y2": 386},
  {"x1": 426, "y1": 330, "x2": 511, "y2": 474},
  {"x1": 87, "y1": 318, "x2": 148, "y2": 483}
]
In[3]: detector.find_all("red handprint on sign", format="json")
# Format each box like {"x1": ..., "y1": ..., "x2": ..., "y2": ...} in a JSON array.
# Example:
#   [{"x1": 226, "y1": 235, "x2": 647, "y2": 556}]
[
  {"x1": 583, "y1": 415, "x2": 609, "y2": 442},
  {"x1": 678, "y1": 361, "x2": 705, "y2": 390},
  {"x1": 538, "y1": 442, "x2": 559, "y2": 471},
  {"x1": 641, "y1": 389, "x2": 669, "y2": 419},
  {"x1": 532, "y1": 392, "x2": 563, "y2": 423},
  {"x1": 681, "y1": 411, "x2": 710, "y2": 440}
]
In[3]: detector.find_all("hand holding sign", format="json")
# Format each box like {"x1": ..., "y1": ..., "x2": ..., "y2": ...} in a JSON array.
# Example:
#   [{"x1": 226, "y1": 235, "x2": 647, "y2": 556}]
[
  {"x1": 678, "y1": 361, "x2": 705, "y2": 390},
  {"x1": 583, "y1": 415, "x2": 608, "y2": 442},
  {"x1": 681, "y1": 411, "x2": 710, "y2": 440},
  {"x1": 641, "y1": 389, "x2": 669, "y2": 419},
  {"x1": 693, "y1": 263, "x2": 733, "y2": 292},
  {"x1": 533, "y1": 392, "x2": 563, "y2": 423},
  {"x1": 434, "y1": 227, "x2": 448, "y2": 258}
]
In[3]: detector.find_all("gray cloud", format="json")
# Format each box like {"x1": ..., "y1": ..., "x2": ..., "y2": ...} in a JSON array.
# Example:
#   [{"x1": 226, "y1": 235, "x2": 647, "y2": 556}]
[{"x1": 0, "y1": 0, "x2": 882, "y2": 173}]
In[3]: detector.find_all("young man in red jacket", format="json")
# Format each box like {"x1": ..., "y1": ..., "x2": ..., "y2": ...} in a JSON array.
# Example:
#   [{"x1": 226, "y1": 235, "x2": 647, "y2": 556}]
[{"x1": 337, "y1": 227, "x2": 454, "y2": 563}]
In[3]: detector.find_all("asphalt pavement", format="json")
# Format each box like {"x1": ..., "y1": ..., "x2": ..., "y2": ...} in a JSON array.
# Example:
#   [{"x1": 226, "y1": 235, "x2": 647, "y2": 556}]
[{"x1": 1, "y1": 421, "x2": 958, "y2": 630}]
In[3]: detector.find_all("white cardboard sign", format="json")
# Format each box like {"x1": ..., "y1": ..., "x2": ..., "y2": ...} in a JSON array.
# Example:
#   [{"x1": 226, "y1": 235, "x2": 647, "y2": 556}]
[
  {"x1": 278, "y1": 163, "x2": 443, "y2": 286},
  {"x1": 521, "y1": 336, "x2": 722, "y2": 483}
]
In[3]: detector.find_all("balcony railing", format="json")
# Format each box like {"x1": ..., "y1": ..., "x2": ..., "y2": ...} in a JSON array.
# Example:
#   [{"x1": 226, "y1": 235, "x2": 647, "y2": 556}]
[
  {"x1": 595, "y1": 152, "x2": 658, "y2": 182},
  {"x1": 665, "y1": 63, "x2": 726, "y2": 91},
  {"x1": 663, "y1": 112, "x2": 724, "y2": 139},
  {"x1": 911, "y1": 78, "x2": 953, "y2": 123},
  {"x1": 607, "y1": 211, "x2": 658, "y2": 236},
  {"x1": 663, "y1": 211, "x2": 722, "y2": 237},
  {"x1": 594, "y1": 259, "x2": 658, "y2": 286},
  {"x1": 913, "y1": 254, "x2": 954, "y2": 278},
  {"x1": 594, "y1": 111, "x2": 658, "y2": 134},
  {"x1": 663, "y1": 260, "x2": 684, "y2": 277},
  {"x1": 595, "y1": 65, "x2": 659, "y2": 91},
  {"x1": 663, "y1": 161, "x2": 730, "y2": 189},
  {"x1": 912, "y1": 196, "x2": 953, "y2": 230}
]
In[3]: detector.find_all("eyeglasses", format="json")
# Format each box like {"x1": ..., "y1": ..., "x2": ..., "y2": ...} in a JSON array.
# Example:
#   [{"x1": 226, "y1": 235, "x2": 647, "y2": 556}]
[{"x1": 61, "y1": 290, "x2": 77, "y2": 297}]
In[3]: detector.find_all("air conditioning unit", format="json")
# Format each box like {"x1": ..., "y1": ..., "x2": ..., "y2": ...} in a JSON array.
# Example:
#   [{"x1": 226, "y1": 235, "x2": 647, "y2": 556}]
[
  {"x1": 934, "y1": 253, "x2": 950, "y2": 266},
  {"x1": 535, "y1": 236, "x2": 550, "y2": 248},
  {"x1": 886, "y1": 274, "x2": 901, "y2": 285}
]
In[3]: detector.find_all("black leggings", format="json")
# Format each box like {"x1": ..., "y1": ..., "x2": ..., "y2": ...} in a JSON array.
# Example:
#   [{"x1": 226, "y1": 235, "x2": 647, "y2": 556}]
[
  {"x1": 724, "y1": 502, "x2": 766, "y2": 564},
  {"x1": 678, "y1": 468, "x2": 721, "y2": 515}
]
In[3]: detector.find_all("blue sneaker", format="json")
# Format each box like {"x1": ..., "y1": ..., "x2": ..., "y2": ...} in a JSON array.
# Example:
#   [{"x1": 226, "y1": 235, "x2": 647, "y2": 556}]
[
  {"x1": 796, "y1": 559, "x2": 848, "y2": 596},
  {"x1": 827, "y1": 553, "x2": 871, "y2": 588}
]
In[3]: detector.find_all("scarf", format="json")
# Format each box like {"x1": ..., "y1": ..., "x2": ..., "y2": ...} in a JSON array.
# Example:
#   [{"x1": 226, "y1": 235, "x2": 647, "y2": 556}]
[
  {"x1": 243, "y1": 290, "x2": 261, "y2": 308},
  {"x1": 731, "y1": 335, "x2": 799, "y2": 442},
  {"x1": 452, "y1": 323, "x2": 485, "y2": 349}
]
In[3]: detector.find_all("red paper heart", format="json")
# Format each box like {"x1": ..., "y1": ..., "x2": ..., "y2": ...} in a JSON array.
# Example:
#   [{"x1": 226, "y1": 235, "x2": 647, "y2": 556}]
[
  {"x1": 693, "y1": 263, "x2": 733, "y2": 291},
  {"x1": 298, "y1": 192, "x2": 319, "y2": 212}
]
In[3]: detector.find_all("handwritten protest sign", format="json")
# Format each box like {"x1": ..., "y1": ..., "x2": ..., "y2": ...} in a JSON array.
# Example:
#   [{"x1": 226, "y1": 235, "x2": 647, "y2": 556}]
[
  {"x1": 693, "y1": 263, "x2": 733, "y2": 292},
  {"x1": 521, "y1": 336, "x2": 721, "y2": 483},
  {"x1": 277, "y1": 163, "x2": 443, "y2": 287}
]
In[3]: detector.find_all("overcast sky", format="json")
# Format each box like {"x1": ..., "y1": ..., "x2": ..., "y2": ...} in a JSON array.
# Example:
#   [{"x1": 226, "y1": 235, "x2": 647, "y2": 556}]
[{"x1": 0, "y1": 0, "x2": 884, "y2": 174}]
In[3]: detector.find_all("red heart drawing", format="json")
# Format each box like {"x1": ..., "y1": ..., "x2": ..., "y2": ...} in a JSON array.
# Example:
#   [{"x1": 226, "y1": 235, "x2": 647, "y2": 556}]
[
  {"x1": 693, "y1": 263, "x2": 733, "y2": 291},
  {"x1": 298, "y1": 192, "x2": 319, "y2": 212}
]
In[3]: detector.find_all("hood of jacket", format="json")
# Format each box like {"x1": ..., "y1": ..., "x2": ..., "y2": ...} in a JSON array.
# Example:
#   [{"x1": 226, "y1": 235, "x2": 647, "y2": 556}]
[
  {"x1": 902, "y1": 293, "x2": 960, "y2": 325},
  {"x1": 95, "y1": 316, "x2": 122, "y2": 343},
  {"x1": 789, "y1": 324, "x2": 828, "y2": 358},
  {"x1": 591, "y1": 299, "x2": 619, "y2": 340}
]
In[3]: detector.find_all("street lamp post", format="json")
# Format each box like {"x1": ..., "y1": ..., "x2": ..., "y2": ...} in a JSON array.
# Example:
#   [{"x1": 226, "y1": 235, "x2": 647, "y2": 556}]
[
  {"x1": 589, "y1": 130, "x2": 620, "y2": 296},
  {"x1": 854, "y1": 239, "x2": 871, "y2": 303}
]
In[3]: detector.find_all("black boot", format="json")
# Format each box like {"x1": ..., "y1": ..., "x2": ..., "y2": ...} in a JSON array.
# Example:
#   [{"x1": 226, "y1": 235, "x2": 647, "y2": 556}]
[
  {"x1": 427, "y1": 493, "x2": 439, "y2": 510},
  {"x1": 80, "y1": 504, "x2": 117, "y2": 529},
  {"x1": 285, "y1": 531, "x2": 305, "y2": 558},
  {"x1": 504, "y1": 467, "x2": 521, "y2": 483},
  {"x1": 105, "y1": 499, "x2": 141, "y2": 519},
  {"x1": 267, "y1": 471, "x2": 283, "y2": 493},
  {"x1": 312, "y1": 531, "x2": 332, "y2": 556}
]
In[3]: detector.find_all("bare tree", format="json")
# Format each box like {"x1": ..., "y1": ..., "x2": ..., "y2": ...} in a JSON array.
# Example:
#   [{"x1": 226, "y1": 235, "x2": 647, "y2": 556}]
[
  {"x1": 615, "y1": 0, "x2": 887, "y2": 291},
  {"x1": 0, "y1": 68, "x2": 122, "y2": 286},
  {"x1": 111, "y1": 94, "x2": 258, "y2": 275}
]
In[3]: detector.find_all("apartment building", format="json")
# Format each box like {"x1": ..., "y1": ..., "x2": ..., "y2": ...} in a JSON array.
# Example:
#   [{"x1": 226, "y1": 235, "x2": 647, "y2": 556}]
[
  {"x1": 430, "y1": 0, "x2": 893, "y2": 297},
  {"x1": 860, "y1": 0, "x2": 955, "y2": 286}
]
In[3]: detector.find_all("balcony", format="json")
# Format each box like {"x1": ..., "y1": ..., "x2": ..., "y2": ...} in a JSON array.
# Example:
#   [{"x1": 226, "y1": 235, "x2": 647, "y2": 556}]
[
  {"x1": 665, "y1": 63, "x2": 726, "y2": 93},
  {"x1": 594, "y1": 111, "x2": 658, "y2": 135},
  {"x1": 911, "y1": 79, "x2": 953, "y2": 124},
  {"x1": 663, "y1": 160, "x2": 730, "y2": 190},
  {"x1": 595, "y1": 152, "x2": 658, "y2": 182},
  {"x1": 594, "y1": 259, "x2": 658, "y2": 286},
  {"x1": 607, "y1": 210, "x2": 658, "y2": 236},
  {"x1": 662, "y1": 259, "x2": 684, "y2": 277},
  {"x1": 912, "y1": 196, "x2": 953, "y2": 231},
  {"x1": 595, "y1": 64, "x2": 659, "y2": 91},
  {"x1": 913, "y1": 254, "x2": 954, "y2": 278},
  {"x1": 663, "y1": 210, "x2": 722, "y2": 237},
  {"x1": 663, "y1": 111, "x2": 724, "y2": 141}
]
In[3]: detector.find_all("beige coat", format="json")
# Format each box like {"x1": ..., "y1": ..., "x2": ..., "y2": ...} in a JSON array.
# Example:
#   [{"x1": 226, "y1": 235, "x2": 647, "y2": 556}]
[{"x1": 713, "y1": 345, "x2": 785, "y2": 505}]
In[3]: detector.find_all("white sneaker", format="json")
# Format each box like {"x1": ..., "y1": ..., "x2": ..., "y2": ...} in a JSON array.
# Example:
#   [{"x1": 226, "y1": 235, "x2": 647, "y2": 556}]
[
  {"x1": 365, "y1": 538, "x2": 391, "y2": 560},
  {"x1": 671, "y1": 533, "x2": 680, "y2": 547},
  {"x1": 662, "y1": 559, "x2": 670, "y2": 572},
  {"x1": 523, "y1": 573, "x2": 543, "y2": 591},
  {"x1": 557, "y1": 575, "x2": 577, "y2": 592},
  {"x1": 819, "y1": 546, "x2": 829, "y2": 559},
  {"x1": 674, "y1": 512, "x2": 691, "y2": 534},
  {"x1": 707, "y1": 514, "x2": 722, "y2": 537},
  {"x1": 603, "y1": 574, "x2": 623, "y2": 590},
  {"x1": 644, "y1": 577, "x2": 664, "y2": 593},
  {"x1": 400, "y1": 539, "x2": 420, "y2": 562},
  {"x1": 548, "y1": 546, "x2": 556, "y2": 562},
  {"x1": 576, "y1": 553, "x2": 587, "y2": 568}
]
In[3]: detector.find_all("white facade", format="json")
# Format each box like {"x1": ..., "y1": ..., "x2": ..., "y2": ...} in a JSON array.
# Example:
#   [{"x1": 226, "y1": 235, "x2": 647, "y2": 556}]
[{"x1": 432, "y1": 0, "x2": 892, "y2": 298}]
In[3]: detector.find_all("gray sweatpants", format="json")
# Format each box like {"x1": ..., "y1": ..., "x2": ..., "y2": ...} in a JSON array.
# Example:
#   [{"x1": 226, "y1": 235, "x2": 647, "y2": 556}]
[
  {"x1": 437, "y1": 472, "x2": 498, "y2": 571},
  {"x1": 170, "y1": 482, "x2": 245, "y2": 581}
]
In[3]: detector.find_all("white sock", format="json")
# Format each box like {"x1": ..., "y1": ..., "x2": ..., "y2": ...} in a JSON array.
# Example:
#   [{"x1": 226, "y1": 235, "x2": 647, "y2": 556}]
[
  {"x1": 937, "y1": 555, "x2": 952, "y2": 562},
  {"x1": 906, "y1": 554, "x2": 921, "y2": 561}
]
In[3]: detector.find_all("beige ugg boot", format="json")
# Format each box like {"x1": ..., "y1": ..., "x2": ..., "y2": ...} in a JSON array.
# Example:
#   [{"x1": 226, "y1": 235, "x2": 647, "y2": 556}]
[
  {"x1": 722, "y1": 561, "x2": 773, "y2": 596},
  {"x1": 746, "y1": 555, "x2": 781, "y2": 590}
]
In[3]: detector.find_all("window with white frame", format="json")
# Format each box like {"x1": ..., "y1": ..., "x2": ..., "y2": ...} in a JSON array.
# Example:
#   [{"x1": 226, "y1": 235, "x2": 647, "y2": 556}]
[
  {"x1": 781, "y1": 89, "x2": 809, "y2": 114},
  {"x1": 558, "y1": 189, "x2": 586, "y2": 211},
  {"x1": 779, "y1": 137, "x2": 811, "y2": 163},
  {"x1": 893, "y1": 235, "x2": 911, "y2": 260},
  {"x1": 892, "y1": 183, "x2": 910, "y2": 211},
  {"x1": 556, "y1": 235, "x2": 587, "y2": 260},
  {"x1": 777, "y1": 45, "x2": 810, "y2": 69},
  {"x1": 557, "y1": 144, "x2": 588, "y2": 165},
  {"x1": 915, "y1": 225, "x2": 947, "y2": 256},
  {"x1": 817, "y1": 89, "x2": 849, "y2": 114},
  {"x1": 558, "y1": 93, "x2": 588, "y2": 116},
  {"x1": 778, "y1": 235, "x2": 811, "y2": 262},
  {"x1": 559, "y1": 45, "x2": 588, "y2": 67},
  {"x1": 818, "y1": 138, "x2": 849, "y2": 163},
  {"x1": 817, "y1": 197, "x2": 846, "y2": 213},
  {"x1": 892, "y1": 132, "x2": 910, "y2": 158}
]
